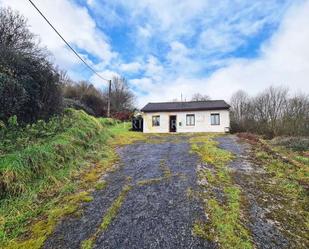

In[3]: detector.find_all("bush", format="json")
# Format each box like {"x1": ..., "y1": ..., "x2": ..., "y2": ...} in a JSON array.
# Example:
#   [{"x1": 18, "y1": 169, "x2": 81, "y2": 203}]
[
  {"x1": 99, "y1": 118, "x2": 119, "y2": 126},
  {"x1": 63, "y1": 98, "x2": 95, "y2": 116},
  {"x1": 111, "y1": 111, "x2": 133, "y2": 121},
  {"x1": 0, "y1": 7, "x2": 63, "y2": 124},
  {"x1": 271, "y1": 136, "x2": 309, "y2": 151},
  {"x1": 0, "y1": 73, "x2": 28, "y2": 121},
  {"x1": 0, "y1": 112, "x2": 72, "y2": 155},
  {"x1": 63, "y1": 81, "x2": 105, "y2": 117}
]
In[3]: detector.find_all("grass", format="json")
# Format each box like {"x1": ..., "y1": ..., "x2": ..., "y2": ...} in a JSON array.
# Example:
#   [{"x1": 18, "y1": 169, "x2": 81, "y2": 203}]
[
  {"x1": 252, "y1": 143, "x2": 309, "y2": 245},
  {"x1": 100, "y1": 184, "x2": 132, "y2": 231},
  {"x1": 236, "y1": 133, "x2": 309, "y2": 247},
  {"x1": 190, "y1": 134, "x2": 253, "y2": 249},
  {"x1": 80, "y1": 183, "x2": 133, "y2": 249},
  {"x1": 94, "y1": 181, "x2": 107, "y2": 191},
  {"x1": 0, "y1": 109, "x2": 145, "y2": 248},
  {"x1": 159, "y1": 159, "x2": 172, "y2": 178},
  {"x1": 137, "y1": 177, "x2": 165, "y2": 186}
]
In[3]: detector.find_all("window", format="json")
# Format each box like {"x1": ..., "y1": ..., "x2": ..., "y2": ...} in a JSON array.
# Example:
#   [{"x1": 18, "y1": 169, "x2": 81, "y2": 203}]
[
  {"x1": 152, "y1": 115, "x2": 160, "y2": 126},
  {"x1": 186, "y1": 114, "x2": 195, "y2": 126},
  {"x1": 211, "y1": 113, "x2": 220, "y2": 125}
]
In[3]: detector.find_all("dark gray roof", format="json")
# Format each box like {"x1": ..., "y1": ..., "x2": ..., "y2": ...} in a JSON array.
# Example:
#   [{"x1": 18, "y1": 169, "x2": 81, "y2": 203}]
[{"x1": 141, "y1": 100, "x2": 230, "y2": 112}]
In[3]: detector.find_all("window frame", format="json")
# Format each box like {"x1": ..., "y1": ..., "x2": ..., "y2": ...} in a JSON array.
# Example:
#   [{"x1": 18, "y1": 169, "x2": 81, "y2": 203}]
[
  {"x1": 152, "y1": 115, "x2": 160, "y2": 127},
  {"x1": 186, "y1": 114, "x2": 195, "y2": 126},
  {"x1": 210, "y1": 113, "x2": 220, "y2": 125}
]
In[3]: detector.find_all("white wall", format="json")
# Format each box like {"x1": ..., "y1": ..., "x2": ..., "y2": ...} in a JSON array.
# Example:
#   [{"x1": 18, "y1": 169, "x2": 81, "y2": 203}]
[{"x1": 143, "y1": 110, "x2": 230, "y2": 133}]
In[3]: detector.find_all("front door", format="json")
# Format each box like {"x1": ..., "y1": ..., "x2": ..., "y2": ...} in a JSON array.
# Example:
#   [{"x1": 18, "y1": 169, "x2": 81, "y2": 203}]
[{"x1": 169, "y1": 115, "x2": 177, "y2": 132}]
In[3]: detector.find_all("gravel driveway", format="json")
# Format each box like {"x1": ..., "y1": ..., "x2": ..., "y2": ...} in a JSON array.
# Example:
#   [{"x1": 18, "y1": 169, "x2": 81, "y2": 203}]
[
  {"x1": 43, "y1": 134, "x2": 308, "y2": 249},
  {"x1": 44, "y1": 135, "x2": 214, "y2": 249}
]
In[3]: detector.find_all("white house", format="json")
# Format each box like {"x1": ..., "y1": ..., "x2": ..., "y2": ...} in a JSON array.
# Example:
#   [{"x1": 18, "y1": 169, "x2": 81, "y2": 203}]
[{"x1": 141, "y1": 100, "x2": 230, "y2": 133}]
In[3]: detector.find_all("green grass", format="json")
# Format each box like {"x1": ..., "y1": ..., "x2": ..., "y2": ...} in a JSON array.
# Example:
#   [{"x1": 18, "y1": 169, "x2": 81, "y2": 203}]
[
  {"x1": 253, "y1": 144, "x2": 309, "y2": 245},
  {"x1": 190, "y1": 134, "x2": 253, "y2": 249},
  {"x1": 0, "y1": 109, "x2": 145, "y2": 248},
  {"x1": 94, "y1": 181, "x2": 107, "y2": 191},
  {"x1": 0, "y1": 109, "x2": 111, "y2": 197},
  {"x1": 159, "y1": 159, "x2": 172, "y2": 178},
  {"x1": 100, "y1": 184, "x2": 132, "y2": 230},
  {"x1": 80, "y1": 184, "x2": 133, "y2": 249}
]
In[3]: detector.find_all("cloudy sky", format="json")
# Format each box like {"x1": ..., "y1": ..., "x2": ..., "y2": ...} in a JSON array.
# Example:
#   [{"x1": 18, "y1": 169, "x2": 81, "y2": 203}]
[{"x1": 1, "y1": 0, "x2": 309, "y2": 107}]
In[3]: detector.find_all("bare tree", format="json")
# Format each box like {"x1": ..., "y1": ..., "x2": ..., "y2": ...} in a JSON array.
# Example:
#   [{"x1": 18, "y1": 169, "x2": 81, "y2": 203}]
[
  {"x1": 191, "y1": 93, "x2": 211, "y2": 101},
  {"x1": 230, "y1": 90, "x2": 249, "y2": 129},
  {"x1": 282, "y1": 93, "x2": 309, "y2": 136},
  {"x1": 230, "y1": 86, "x2": 308, "y2": 137},
  {"x1": 0, "y1": 7, "x2": 42, "y2": 56},
  {"x1": 102, "y1": 76, "x2": 135, "y2": 114},
  {"x1": 252, "y1": 86, "x2": 288, "y2": 136}
]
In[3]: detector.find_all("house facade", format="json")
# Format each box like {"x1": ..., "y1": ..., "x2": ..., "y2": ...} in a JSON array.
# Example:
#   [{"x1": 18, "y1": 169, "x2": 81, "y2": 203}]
[{"x1": 141, "y1": 100, "x2": 230, "y2": 133}]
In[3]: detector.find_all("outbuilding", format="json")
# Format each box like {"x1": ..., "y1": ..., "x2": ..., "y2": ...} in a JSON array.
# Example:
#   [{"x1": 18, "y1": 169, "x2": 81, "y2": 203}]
[{"x1": 140, "y1": 100, "x2": 230, "y2": 133}]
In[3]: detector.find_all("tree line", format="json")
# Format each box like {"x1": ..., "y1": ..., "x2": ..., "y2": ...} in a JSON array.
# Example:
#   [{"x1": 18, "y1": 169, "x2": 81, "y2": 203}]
[
  {"x1": 0, "y1": 7, "x2": 134, "y2": 125},
  {"x1": 230, "y1": 86, "x2": 309, "y2": 137}
]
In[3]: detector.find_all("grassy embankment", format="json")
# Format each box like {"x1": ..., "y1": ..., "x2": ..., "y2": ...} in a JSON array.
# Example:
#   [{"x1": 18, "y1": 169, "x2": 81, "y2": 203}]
[
  {"x1": 0, "y1": 109, "x2": 144, "y2": 249},
  {"x1": 190, "y1": 134, "x2": 253, "y2": 249}
]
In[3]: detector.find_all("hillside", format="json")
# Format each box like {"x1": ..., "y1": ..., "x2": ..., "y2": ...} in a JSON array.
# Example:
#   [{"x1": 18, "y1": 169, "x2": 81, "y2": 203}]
[{"x1": 0, "y1": 109, "x2": 142, "y2": 247}]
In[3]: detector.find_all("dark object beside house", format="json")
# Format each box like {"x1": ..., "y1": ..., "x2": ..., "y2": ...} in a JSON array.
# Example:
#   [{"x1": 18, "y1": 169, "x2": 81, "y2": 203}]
[{"x1": 132, "y1": 116, "x2": 143, "y2": 131}]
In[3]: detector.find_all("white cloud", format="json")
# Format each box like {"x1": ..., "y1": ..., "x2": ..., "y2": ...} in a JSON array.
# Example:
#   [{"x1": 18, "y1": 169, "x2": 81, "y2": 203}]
[
  {"x1": 2, "y1": 0, "x2": 308, "y2": 108},
  {"x1": 137, "y1": 25, "x2": 152, "y2": 39},
  {"x1": 131, "y1": 0, "x2": 309, "y2": 107},
  {"x1": 204, "y1": 0, "x2": 309, "y2": 98},
  {"x1": 144, "y1": 56, "x2": 164, "y2": 81},
  {"x1": 198, "y1": 27, "x2": 243, "y2": 54},
  {"x1": 0, "y1": 0, "x2": 116, "y2": 76},
  {"x1": 89, "y1": 70, "x2": 120, "y2": 89},
  {"x1": 119, "y1": 62, "x2": 142, "y2": 73}
]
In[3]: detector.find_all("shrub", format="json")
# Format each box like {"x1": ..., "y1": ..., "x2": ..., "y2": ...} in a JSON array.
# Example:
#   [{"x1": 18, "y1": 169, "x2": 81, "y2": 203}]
[
  {"x1": 63, "y1": 98, "x2": 95, "y2": 116},
  {"x1": 0, "y1": 73, "x2": 28, "y2": 121},
  {"x1": 99, "y1": 118, "x2": 119, "y2": 126},
  {"x1": 271, "y1": 136, "x2": 309, "y2": 151},
  {"x1": 63, "y1": 81, "x2": 105, "y2": 117},
  {"x1": 111, "y1": 111, "x2": 133, "y2": 121},
  {"x1": 0, "y1": 7, "x2": 63, "y2": 124}
]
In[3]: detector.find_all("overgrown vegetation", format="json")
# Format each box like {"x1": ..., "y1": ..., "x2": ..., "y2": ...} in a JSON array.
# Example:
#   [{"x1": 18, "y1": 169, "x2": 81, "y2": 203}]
[
  {"x1": 230, "y1": 86, "x2": 309, "y2": 137},
  {"x1": 270, "y1": 136, "x2": 309, "y2": 152},
  {"x1": 190, "y1": 135, "x2": 253, "y2": 249},
  {"x1": 0, "y1": 109, "x2": 109, "y2": 197},
  {"x1": 62, "y1": 77, "x2": 135, "y2": 119},
  {"x1": 251, "y1": 141, "x2": 309, "y2": 247},
  {"x1": 0, "y1": 7, "x2": 135, "y2": 125},
  {"x1": 0, "y1": 109, "x2": 143, "y2": 248},
  {"x1": 0, "y1": 8, "x2": 63, "y2": 124}
]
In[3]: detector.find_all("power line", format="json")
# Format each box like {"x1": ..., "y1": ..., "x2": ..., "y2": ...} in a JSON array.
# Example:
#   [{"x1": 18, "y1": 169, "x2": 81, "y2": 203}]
[{"x1": 27, "y1": 0, "x2": 110, "y2": 82}]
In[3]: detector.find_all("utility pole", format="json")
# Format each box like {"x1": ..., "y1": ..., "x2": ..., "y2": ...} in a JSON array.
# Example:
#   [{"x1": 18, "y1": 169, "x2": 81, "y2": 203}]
[{"x1": 107, "y1": 79, "x2": 112, "y2": 118}]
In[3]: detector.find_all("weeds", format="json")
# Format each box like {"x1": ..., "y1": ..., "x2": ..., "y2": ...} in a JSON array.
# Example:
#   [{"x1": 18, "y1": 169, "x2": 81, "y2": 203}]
[
  {"x1": 252, "y1": 143, "x2": 309, "y2": 245},
  {"x1": 80, "y1": 184, "x2": 133, "y2": 249},
  {"x1": 100, "y1": 184, "x2": 132, "y2": 231},
  {"x1": 159, "y1": 159, "x2": 172, "y2": 178},
  {"x1": 190, "y1": 134, "x2": 253, "y2": 249},
  {"x1": 94, "y1": 181, "x2": 107, "y2": 191},
  {"x1": 0, "y1": 109, "x2": 146, "y2": 248}
]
